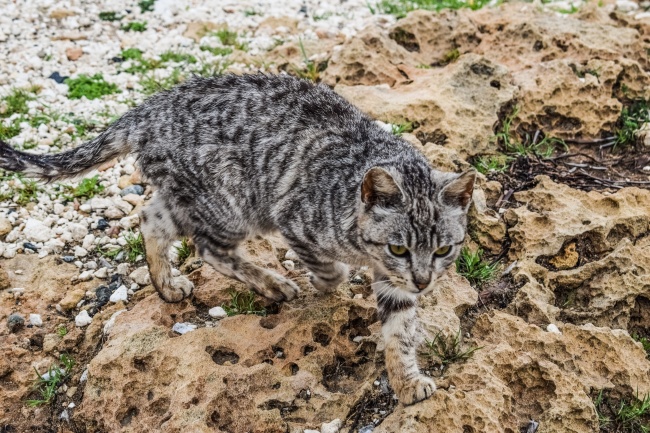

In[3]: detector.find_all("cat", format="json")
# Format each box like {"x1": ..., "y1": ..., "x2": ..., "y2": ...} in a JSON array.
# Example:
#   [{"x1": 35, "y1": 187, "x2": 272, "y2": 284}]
[{"x1": 0, "y1": 73, "x2": 475, "y2": 405}]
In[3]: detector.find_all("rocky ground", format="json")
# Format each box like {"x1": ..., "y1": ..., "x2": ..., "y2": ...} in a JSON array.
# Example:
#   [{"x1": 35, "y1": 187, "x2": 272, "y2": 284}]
[{"x1": 2, "y1": 0, "x2": 650, "y2": 432}]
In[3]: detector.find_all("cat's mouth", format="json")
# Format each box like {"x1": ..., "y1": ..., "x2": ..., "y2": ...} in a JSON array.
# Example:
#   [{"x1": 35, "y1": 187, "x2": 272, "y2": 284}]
[{"x1": 388, "y1": 276, "x2": 420, "y2": 294}]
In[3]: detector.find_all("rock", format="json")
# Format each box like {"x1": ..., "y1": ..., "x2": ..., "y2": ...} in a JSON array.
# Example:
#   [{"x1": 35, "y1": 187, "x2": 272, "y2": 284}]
[
  {"x1": 304, "y1": 430, "x2": 320, "y2": 433},
  {"x1": 62, "y1": 255, "x2": 75, "y2": 263},
  {"x1": 74, "y1": 246, "x2": 88, "y2": 258},
  {"x1": 285, "y1": 250, "x2": 299, "y2": 261},
  {"x1": 117, "y1": 175, "x2": 132, "y2": 189},
  {"x1": 49, "y1": 9, "x2": 75, "y2": 19},
  {"x1": 29, "y1": 314, "x2": 43, "y2": 327},
  {"x1": 0, "y1": 267, "x2": 10, "y2": 289},
  {"x1": 23, "y1": 219, "x2": 53, "y2": 243},
  {"x1": 0, "y1": 217, "x2": 12, "y2": 236},
  {"x1": 65, "y1": 46, "x2": 83, "y2": 61},
  {"x1": 95, "y1": 285, "x2": 113, "y2": 306},
  {"x1": 129, "y1": 266, "x2": 151, "y2": 286},
  {"x1": 103, "y1": 309, "x2": 126, "y2": 334},
  {"x1": 96, "y1": 219, "x2": 109, "y2": 230},
  {"x1": 122, "y1": 193, "x2": 144, "y2": 207},
  {"x1": 82, "y1": 234, "x2": 95, "y2": 250},
  {"x1": 172, "y1": 322, "x2": 197, "y2": 334},
  {"x1": 208, "y1": 306, "x2": 227, "y2": 319},
  {"x1": 321, "y1": 419, "x2": 342, "y2": 433},
  {"x1": 358, "y1": 425, "x2": 374, "y2": 433},
  {"x1": 94, "y1": 267, "x2": 108, "y2": 279},
  {"x1": 7, "y1": 313, "x2": 25, "y2": 332},
  {"x1": 75, "y1": 310, "x2": 92, "y2": 327},
  {"x1": 120, "y1": 185, "x2": 144, "y2": 196},
  {"x1": 282, "y1": 260, "x2": 295, "y2": 271},
  {"x1": 23, "y1": 242, "x2": 39, "y2": 251},
  {"x1": 67, "y1": 223, "x2": 87, "y2": 241},
  {"x1": 119, "y1": 214, "x2": 139, "y2": 229},
  {"x1": 76, "y1": 270, "x2": 93, "y2": 282},
  {"x1": 116, "y1": 263, "x2": 129, "y2": 275},
  {"x1": 547, "y1": 324, "x2": 561, "y2": 334},
  {"x1": 48, "y1": 71, "x2": 69, "y2": 84},
  {"x1": 104, "y1": 207, "x2": 126, "y2": 220},
  {"x1": 109, "y1": 285, "x2": 128, "y2": 303},
  {"x1": 59, "y1": 289, "x2": 86, "y2": 310}
]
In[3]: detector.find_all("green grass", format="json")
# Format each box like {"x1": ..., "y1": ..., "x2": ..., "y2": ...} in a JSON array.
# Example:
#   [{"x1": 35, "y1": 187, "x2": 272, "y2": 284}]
[
  {"x1": 633, "y1": 334, "x2": 650, "y2": 357},
  {"x1": 455, "y1": 247, "x2": 499, "y2": 286},
  {"x1": 424, "y1": 329, "x2": 482, "y2": 366},
  {"x1": 26, "y1": 354, "x2": 74, "y2": 407},
  {"x1": 472, "y1": 154, "x2": 511, "y2": 175},
  {"x1": 140, "y1": 69, "x2": 185, "y2": 95},
  {"x1": 595, "y1": 389, "x2": 650, "y2": 433},
  {"x1": 441, "y1": 48, "x2": 460, "y2": 65},
  {"x1": 56, "y1": 325, "x2": 68, "y2": 337},
  {"x1": 160, "y1": 51, "x2": 197, "y2": 64},
  {"x1": 391, "y1": 121, "x2": 415, "y2": 136},
  {"x1": 65, "y1": 74, "x2": 119, "y2": 100},
  {"x1": 493, "y1": 106, "x2": 566, "y2": 158},
  {"x1": 98, "y1": 11, "x2": 122, "y2": 21},
  {"x1": 175, "y1": 238, "x2": 193, "y2": 264},
  {"x1": 0, "y1": 174, "x2": 41, "y2": 205},
  {"x1": 121, "y1": 21, "x2": 147, "y2": 32},
  {"x1": 62, "y1": 175, "x2": 104, "y2": 201},
  {"x1": 200, "y1": 45, "x2": 234, "y2": 56},
  {"x1": 121, "y1": 48, "x2": 143, "y2": 61},
  {"x1": 615, "y1": 99, "x2": 650, "y2": 148},
  {"x1": 1, "y1": 87, "x2": 37, "y2": 118},
  {"x1": 221, "y1": 291, "x2": 267, "y2": 317},
  {"x1": 291, "y1": 37, "x2": 327, "y2": 82},
  {"x1": 138, "y1": 0, "x2": 156, "y2": 13},
  {"x1": 124, "y1": 231, "x2": 145, "y2": 263},
  {"x1": 97, "y1": 244, "x2": 122, "y2": 259},
  {"x1": 369, "y1": 0, "x2": 492, "y2": 18},
  {"x1": 214, "y1": 28, "x2": 239, "y2": 46}
]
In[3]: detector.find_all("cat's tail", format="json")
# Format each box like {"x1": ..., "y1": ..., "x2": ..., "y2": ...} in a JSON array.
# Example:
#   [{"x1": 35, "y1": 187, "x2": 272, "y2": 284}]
[{"x1": 0, "y1": 120, "x2": 132, "y2": 182}]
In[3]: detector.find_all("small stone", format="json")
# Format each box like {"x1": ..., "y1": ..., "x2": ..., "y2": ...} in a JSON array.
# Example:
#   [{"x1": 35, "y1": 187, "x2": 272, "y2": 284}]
[
  {"x1": 29, "y1": 314, "x2": 43, "y2": 327},
  {"x1": 68, "y1": 223, "x2": 88, "y2": 241},
  {"x1": 94, "y1": 267, "x2": 108, "y2": 279},
  {"x1": 60, "y1": 289, "x2": 86, "y2": 310},
  {"x1": 23, "y1": 219, "x2": 53, "y2": 243},
  {"x1": 80, "y1": 369, "x2": 88, "y2": 383},
  {"x1": 282, "y1": 260, "x2": 295, "y2": 271},
  {"x1": 373, "y1": 380, "x2": 380, "y2": 386},
  {"x1": 109, "y1": 285, "x2": 128, "y2": 303},
  {"x1": 353, "y1": 294, "x2": 363, "y2": 299},
  {"x1": 62, "y1": 255, "x2": 75, "y2": 263},
  {"x1": 358, "y1": 425, "x2": 375, "y2": 433},
  {"x1": 59, "y1": 409, "x2": 69, "y2": 422},
  {"x1": 208, "y1": 306, "x2": 228, "y2": 319},
  {"x1": 129, "y1": 266, "x2": 151, "y2": 286},
  {"x1": 65, "y1": 46, "x2": 83, "y2": 61},
  {"x1": 75, "y1": 310, "x2": 92, "y2": 327},
  {"x1": 172, "y1": 322, "x2": 197, "y2": 335},
  {"x1": 95, "y1": 285, "x2": 112, "y2": 305},
  {"x1": 85, "y1": 260, "x2": 98, "y2": 270},
  {"x1": 119, "y1": 214, "x2": 139, "y2": 229},
  {"x1": 116, "y1": 263, "x2": 129, "y2": 275},
  {"x1": 97, "y1": 219, "x2": 109, "y2": 230},
  {"x1": 48, "y1": 71, "x2": 69, "y2": 84},
  {"x1": 304, "y1": 430, "x2": 320, "y2": 433},
  {"x1": 120, "y1": 185, "x2": 144, "y2": 196},
  {"x1": 76, "y1": 270, "x2": 93, "y2": 282},
  {"x1": 321, "y1": 419, "x2": 342, "y2": 433},
  {"x1": 547, "y1": 324, "x2": 561, "y2": 334},
  {"x1": 0, "y1": 217, "x2": 12, "y2": 236},
  {"x1": 7, "y1": 313, "x2": 25, "y2": 332},
  {"x1": 82, "y1": 234, "x2": 96, "y2": 250},
  {"x1": 285, "y1": 249, "x2": 299, "y2": 261},
  {"x1": 74, "y1": 246, "x2": 88, "y2": 258}
]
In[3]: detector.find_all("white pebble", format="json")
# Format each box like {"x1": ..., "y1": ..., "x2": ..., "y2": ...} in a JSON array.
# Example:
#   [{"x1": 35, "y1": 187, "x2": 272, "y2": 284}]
[
  {"x1": 546, "y1": 323, "x2": 561, "y2": 334},
  {"x1": 353, "y1": 294, "x2": 363, "y2": 299},
  {"x1": 109, "y1": 285, "x2": 128, "y2": 303},
  {"x1": 285, "y1": 249, "x2": 299, "y2": 261},
  {"x1": 116, "y1": 263, "x2": 129, "y2": 275},
  {"x1": 93, "y1": 267, "x2": 108, "y2": 279},
  {"x1": 80, "y1": 369, "x2": 88, "y2": 383},
  {"x1": 23, "y1": 219, "x2": 53, "y2": 243},
  {"x1": 75, "y1": 310, "x2": 92, "y2": 327},
  {"x1": 208, "y1": 306, "x2": 228, "y2": 319},
  {"x1": 82, "y1": 234, "x2": 96, "y2": 250},
  {"x1": 129, "y1": 266, "x2": 151, "y2": 286},
  {"x1": 304, "y1": 430, "x2": 320, "y2": 433},
  {"x1": 172, "y1": 322, "x2": 197, "y2": 334},
  {"x1": 74, "y1": 246, "x2": 88, "y2": 258},
  {"x1": 282, "y1": 260, "x2": 295, "y2": 271},
  {"x1": 29, "y1": 313, "x2": 43, "y2": 327}
]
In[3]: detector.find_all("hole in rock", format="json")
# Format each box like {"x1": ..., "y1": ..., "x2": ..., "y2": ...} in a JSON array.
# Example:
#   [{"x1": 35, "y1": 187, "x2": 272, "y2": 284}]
[
  {"x1": 312, "y1": 324, "x2": 333, "y2": 346},
  {"x1": 206, "y1": 346, "x2": 240, "y2": 365},
  {"x1": 119, "y1": 407, "x2": 139, "y2": 426},
  {"x1": 340, "y1": 305, "x2": 377, "y2": 341}
]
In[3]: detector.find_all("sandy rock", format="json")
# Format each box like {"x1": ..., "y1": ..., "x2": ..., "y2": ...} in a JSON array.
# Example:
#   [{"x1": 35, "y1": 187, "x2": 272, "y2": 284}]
[
  {"x1": 256, "y1": 16, "x2": 299, "y2": 35},
  {"x1": 0, "y1": 267, "x2": 10, "y2": 290},
  {"x1": 65, "y1": 46, "x2": 83, "y2": 61},
  {"x1": 335, "y1": 54, "x2": 516, "y2": 157},
  {"x1": 183, "y1": 21, "x2": 222, "y2": 42},
  {"x1": 59, "y1": 288, "x2": 86, "y2": 311},
  {"x1": 49, "y1": 9, "x2": 75, "y2": 19},
  {"x1": 0, "y1": 218, "x2": 12, "y2": 236}
]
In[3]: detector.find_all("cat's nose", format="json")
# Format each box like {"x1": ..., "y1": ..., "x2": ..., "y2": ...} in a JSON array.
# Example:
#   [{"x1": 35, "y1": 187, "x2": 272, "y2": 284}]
[{"x1": 415, "y1": 281, "x2": 430, "y2": 291}]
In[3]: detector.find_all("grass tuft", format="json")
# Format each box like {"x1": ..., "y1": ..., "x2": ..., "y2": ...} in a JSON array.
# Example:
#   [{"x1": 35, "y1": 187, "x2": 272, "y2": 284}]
[
  {"x1": 121, "y1": 21, "x2": 148, "y2": 32},
  {"x1": 62, "y1": 175, "x2": 104, "y2": 201},
  {"x1": 200, "y1": 45, "x2": 234, "y2": 56},
  {"x1": 138, "y1": 0, "x2": 156, "y2": 13},
  {"x1": 291, "y1": 37, "x2": 327, "y2": 82},
  {"x1": 424, "y1": 329, "x2": 482, "y2": 366},
  {"x1": 56, "y1": 325, "x2": 68, "y2": 337},
  {"x1": 175, "y1": 238, "x2": 193, "y2": 264},
  {"x1": 65, "y1": 74, "x2": 119, "y2": 100},
  {"x1": 221, "y1": 291, "x2": 267, "y2": 317},
  {"x1": 140, "y1": 69, "x2": 185, "y2": 95},
  {"x1": 26, "y1": 354, "x2": 75, "y2": 407},
  {"x1": 124, "y1": 231, "x2": 145, "y2": 263},
  {"x1": 595, "y1": 389, "x2": 650, "y2": 432},
  {"x1": 493, "y1": 106, "x2": 566, "y2": 158},
  {"x1": 370, "y1": 0, "x2": 491, "y2": 19},
  {"x1": 98, "y1": 11, "x2": 122, "y2": 21},
  {"x1": 391, "y1": 121, "x2": 415, "y2": 136},
  {"x1": 472, "y1": 154, "x2": 511, "y2": 175},
  {"x1": 633, "y1": 334, "x2": 650, "y2": 357},
  {"x1": 455, "y1": 247, "x2": 499, "y2": 286},
  {"x1": 615, "y1": 99, "x2": 650, "y2": 148}
]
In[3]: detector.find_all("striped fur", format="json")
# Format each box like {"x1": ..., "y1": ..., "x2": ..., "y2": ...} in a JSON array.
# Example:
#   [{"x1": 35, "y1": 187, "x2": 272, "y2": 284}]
[{"x1": 0, "y1": 74, "x2": 475, "y2": 404}]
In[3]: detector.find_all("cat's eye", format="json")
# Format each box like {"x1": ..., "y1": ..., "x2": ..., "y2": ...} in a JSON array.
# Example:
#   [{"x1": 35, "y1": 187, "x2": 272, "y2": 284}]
[
  {"x1": 434, "y1": 245, "x2": 451, "y2": 257},
  {"x1": 389, "y1": 244, "x2": 409, "y2": 256}
]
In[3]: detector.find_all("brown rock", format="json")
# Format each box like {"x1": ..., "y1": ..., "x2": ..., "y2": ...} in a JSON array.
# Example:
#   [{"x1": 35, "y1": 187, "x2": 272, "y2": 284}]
[
  {"x1": 117, "y1": 175, "x2": 132, "y2": 189},
  {"x1": 59, "y1": 289, "x2": 86, "y2": 311},
  {"x1": 49, "y1": 9, "x2": 75, "y2": 20},
  {"x1": 548, "y1": 242, "x2": 580, "y2": 270},
  {"x1": 0, "y1": 267, "x2": 10, "y2": 290},
  {"x1": 65, "y1": 47, "x2": 83, "y2": 61},
  {"x1": 256, "y1": 16, "x2": 299, "y2": 35},
  {"x1": 98, "y1": 159, "x2": 117, "y2": 171},
  {"x1": 183, "y1": 21, "x2": 222, "y2": 42},
  {"x1": 129, "y1": 169, "x2": 143, "y2": 185}
]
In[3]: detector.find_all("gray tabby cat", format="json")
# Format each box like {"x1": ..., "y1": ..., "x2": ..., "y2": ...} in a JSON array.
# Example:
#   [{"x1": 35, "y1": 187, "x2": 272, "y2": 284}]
[{"x1": 0, "y1": 74, "x2": 475, "y2": 405}]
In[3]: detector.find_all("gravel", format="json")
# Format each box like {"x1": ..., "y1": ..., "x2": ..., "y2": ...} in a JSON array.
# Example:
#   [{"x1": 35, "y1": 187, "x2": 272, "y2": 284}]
[
  {"x1": 7, "y1": 313, "x2": 25, "y2": 332},
  {"x1": 208, "y1": 306, "x2": 228, "y2": 319},
  {"x1": 172, "y1": 322, "x2": 197, "y2": 335},
  {"x1": 29, "y1": 313, "x2": 43, "y2": 327},
  {"x1": 75, "y1": 310, "x2": 92, "y2": 327},
  {"x1": 109, "y1": 284, "x2": 128, "y2": 302}
]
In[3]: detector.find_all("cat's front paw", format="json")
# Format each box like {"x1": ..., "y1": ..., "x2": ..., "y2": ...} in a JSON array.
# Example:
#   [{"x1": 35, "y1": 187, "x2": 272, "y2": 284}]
[
  {"x1": 397, "y1": 375, "x2": 436, "y2": 405},
  {"x1": 258, "y1": 272, "x2": 300, "y2": 302}
]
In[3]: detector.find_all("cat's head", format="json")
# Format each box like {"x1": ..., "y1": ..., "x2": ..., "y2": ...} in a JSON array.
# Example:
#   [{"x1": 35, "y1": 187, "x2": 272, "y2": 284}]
[{"x1": 357, "y1": 165, "x2": 476, "y2": 296}]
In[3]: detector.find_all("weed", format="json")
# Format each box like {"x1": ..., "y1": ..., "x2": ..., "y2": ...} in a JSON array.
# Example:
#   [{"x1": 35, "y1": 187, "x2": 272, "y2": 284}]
[
  {"x1": 221, "y1": 291, "x2": 267, "y2": 317},
  {"x1": 140, "y1": 69, "x2": 185, "y2": 95},
  {"x1": 455, "y1": 247, "x2": 499, "y2": 286},
  {"x1": 62, "y1": 175, "x2": 104, "y2": 200},
  {"x1": 175, "y1": 238, "x2": 193, "y2": 264},
  {"x1": 200, "y1": 46, "x2": 233, "y2": 56},
  {"x1": 615, "y1": 99, "x2": 650, "y2": 148},
  {"x1": 424, "y1": 329, "x2": 482, "y2": 366},
  {"x1": 313, "y1": 12, "x2": 334, "y2": 20},
  {"x1": 370, "y1": 0, "x2": 491, "y2": 19},
  {"x1": 391, "y1": 121, "x2": 415, "y2": 136},
  {"x1": 193, "y1": 60, "x2": 232, "y2": 77},
  {"x1": 441, "y1": 48, "x2": 460, "y2": 65},
  {"x1": 1, "y1": 88, "x2": 36, "y2": 118},
  {"x1": 493, "y1": 106, "x2": 566, "y2": 158},
  {"x1": 1, "y1": 174, "x2": 42, "y2": 205},
  {"x1": 472, "y1": 154, "x2": 510, "y2": 175},
  {"x1": 121, "y1": 48, "x2": 143, "y2": 61},
  {"x1": 244, "y1": 8, "x2": 261, "y2": 16},
  {"x1": 214, "y1": 28, "x2": 239, "y2": 46},
  {"x1": 65, "y1": 74, "x2": 119, "y2": 100},
  {"x1": 138, "y1": 0, "x2": 156, "y2": 13},
  {"x1": 123, "y1": 230, "x2": 145, "y2": 263},
  {"x1": 26, "y1": 354, "x2": 74, "y2": 407},
  {"x1": 98, "y1": 11, "x2": 122, "y2": 21},
  {"x1": 121, "y1": 21, "x2": 147, "y2": 32},
  {"x1": 416, "y1": 63, "x2": 432, "y2": 69},
  {"x1": 633, "y1": 334, "x2": 650, "y2": 357},
  {"x1": 97, "y1": 244, "x2": 122, "y2": 259},
  {"x1": 160, "y1": 51, "x2": 197, "y2": 64},
  {"x1": 291, "y1": 37, "x2": 327, "y2": 82},
  {"x1": 595, "y1": 389, "x2": 650, "y2": 432},
  {"x1": 56, "y1": 325, "x2": 68, "y2": 337},
  {"x1": 0, "y1": 118, "x2": 23, "y2": 140}
]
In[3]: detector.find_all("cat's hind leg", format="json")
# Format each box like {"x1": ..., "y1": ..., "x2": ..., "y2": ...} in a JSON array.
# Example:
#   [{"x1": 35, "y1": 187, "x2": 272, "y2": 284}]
[
  {"x1": 140, "y1": 198, "x2": 194, "y2": 303},
  {"x1": 196, "y1": 238, "x2": 299, "y2": 302}
]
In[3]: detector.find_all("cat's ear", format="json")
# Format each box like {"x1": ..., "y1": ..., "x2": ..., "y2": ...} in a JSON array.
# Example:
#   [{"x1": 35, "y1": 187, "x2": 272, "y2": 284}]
[
  {"x1": 361, "y1": 167, "x2": 404, "y2": 208},
  {"x1": 439, "y1": 170, "x2": 476, "y2": 209}
]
